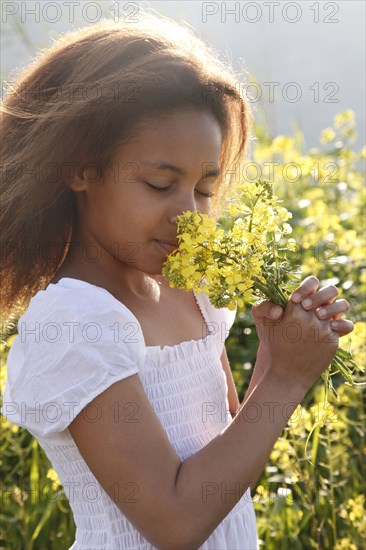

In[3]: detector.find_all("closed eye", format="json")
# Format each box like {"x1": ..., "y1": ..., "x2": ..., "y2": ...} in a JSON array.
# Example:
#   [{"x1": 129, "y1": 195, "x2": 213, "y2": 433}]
[{"x1": 145, "y1": 181, "x2": 214, "y2": 198}]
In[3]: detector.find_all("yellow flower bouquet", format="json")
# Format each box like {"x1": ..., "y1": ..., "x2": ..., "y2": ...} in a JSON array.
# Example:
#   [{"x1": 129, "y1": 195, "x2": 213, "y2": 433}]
[{"x1": 162, "y1": 179, "x2": 364, "y2": 400}]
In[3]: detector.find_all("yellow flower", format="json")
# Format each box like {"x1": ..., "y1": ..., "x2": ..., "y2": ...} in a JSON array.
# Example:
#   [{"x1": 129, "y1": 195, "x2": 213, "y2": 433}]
[
  {"x1": 347, "y1": 495, "x2": 365, "y2": 522},
  {"x1": 181, "y1": 234, "x2": 193, "y2": 245},
  {"x1": 271, "y1": 136, "x2": 294, "y2": 154},
  {"x1": 320, "y1": 127, "x2": 336, "y2": 144},
  {"x1": 46, "y1": 468, "x2": 61, "y2": 489},
  {"x1": 229, "y1": 205, "x2": 239, "y2": 216},
  {"x1": 0, "y1": 364, "x2": 8, "y2": 395},
  {"x1": 334, "y1": 539, "x2": 358, "y2": 550},
  {"x1": 287, "y1": 238, "x2": 297, "y2": 251},
  {"x1": 333, "y1": 109, "x2": 356, "y2": 128},
  {"x1": 340, "y1": 127, "x2": 358, "y2": 140}
]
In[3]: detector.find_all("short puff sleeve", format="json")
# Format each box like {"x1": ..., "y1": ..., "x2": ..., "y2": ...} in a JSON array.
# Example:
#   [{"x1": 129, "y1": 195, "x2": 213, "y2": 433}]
[{"x1": 1, "y1": 285, "x2": 144, "y2": 438}]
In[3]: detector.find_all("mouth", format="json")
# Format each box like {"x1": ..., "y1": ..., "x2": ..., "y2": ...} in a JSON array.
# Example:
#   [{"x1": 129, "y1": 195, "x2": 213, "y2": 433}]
[{"x1": 155, "y1": 240, "x2": 179, "y2": 254}]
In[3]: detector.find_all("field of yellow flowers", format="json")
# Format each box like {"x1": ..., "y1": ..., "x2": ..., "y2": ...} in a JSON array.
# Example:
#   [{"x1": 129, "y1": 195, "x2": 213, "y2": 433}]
[{"x1": 0, "y1": 110, "x2": 365, "y2": 549}]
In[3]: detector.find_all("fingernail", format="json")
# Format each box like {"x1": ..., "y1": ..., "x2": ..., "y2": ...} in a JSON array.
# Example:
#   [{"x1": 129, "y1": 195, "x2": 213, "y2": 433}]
[
  {"x1": 271, "y1": 306, "x2": 282, "y2": 319},
  {"x1": 330, "y1": 320, "x2": 339, "y2": 330},
  {"x1": 291, "y1": 292, "x2": 301, "y2": 303},
  {"x1": 302, "y1": 298, "x2": 312, "y2": 309},
  {"x1": 317, "y1": 308, "x2": 327, "y2": 318}
]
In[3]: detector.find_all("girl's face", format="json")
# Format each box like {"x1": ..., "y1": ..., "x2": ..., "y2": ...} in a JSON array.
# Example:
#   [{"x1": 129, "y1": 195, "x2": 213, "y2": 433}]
[{"x1": 72, "y1": 108, "x2": 222, "y2": 280}]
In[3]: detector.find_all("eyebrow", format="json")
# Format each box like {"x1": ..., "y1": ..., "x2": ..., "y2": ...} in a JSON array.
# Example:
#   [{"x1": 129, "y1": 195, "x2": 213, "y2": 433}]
[{"x1": 141, "y1": 160, "x2": 221, "y2": 178}]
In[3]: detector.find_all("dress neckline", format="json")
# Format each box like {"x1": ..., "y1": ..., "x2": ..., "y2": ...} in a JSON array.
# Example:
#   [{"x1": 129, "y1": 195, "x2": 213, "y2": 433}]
[{"x1": 47, "y1": 277, "x2": 216, "y2": 352}]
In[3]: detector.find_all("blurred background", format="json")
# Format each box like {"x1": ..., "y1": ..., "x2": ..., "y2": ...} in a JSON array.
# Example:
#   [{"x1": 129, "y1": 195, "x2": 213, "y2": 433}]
[{"x1": 1, "y1": 0, "x2": 365, "y2": 150}]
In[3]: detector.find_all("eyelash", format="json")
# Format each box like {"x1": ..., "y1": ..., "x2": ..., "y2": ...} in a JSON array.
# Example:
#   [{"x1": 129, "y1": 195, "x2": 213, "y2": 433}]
[{"x1": 145, "y1": 181, "x2": 214, "y2": 198}]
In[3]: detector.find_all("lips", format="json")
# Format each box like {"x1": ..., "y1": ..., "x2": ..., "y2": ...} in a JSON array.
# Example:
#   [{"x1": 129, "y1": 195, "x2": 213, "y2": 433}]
[
  {"x1": 155, "y1": 240, "x2": 179, "y2": 254},
  {"x1": 157, "y1": 240, "x2": 179, "y2": 247}
]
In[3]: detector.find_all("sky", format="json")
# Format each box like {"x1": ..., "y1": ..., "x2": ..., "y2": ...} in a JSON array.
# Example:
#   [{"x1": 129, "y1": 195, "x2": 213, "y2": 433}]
[{"x1": 1, "y1": 0, "x2": 365, "y2": 150}]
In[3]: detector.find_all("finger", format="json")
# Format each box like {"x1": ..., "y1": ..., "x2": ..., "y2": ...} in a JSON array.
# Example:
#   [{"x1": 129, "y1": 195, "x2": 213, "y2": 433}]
[
  {"x1": 315, "y1": 299, "x2": 349, "y2": 320},
  {"x1": 330, "y1": 319, "x2": 354, "y2": 337},
  {"x1": 252, "y1": 300, "x2": 284, "y2": 321},
  {"x1": 301, "y1": 285, "x2": 339, "y2": 310},
  {"x1": 290, "y1": 276, "x2": 319, "y2": 303}
]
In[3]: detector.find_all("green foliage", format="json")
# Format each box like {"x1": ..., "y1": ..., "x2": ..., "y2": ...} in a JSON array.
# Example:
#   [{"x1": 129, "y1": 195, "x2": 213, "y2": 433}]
[{"x1": 0, "y1": 110, "x2": 365, "y2": 548}]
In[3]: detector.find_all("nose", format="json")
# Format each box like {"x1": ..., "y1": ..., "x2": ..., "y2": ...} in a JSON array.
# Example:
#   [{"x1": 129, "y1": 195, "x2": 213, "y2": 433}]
[{"x1": 168, "y1": 193, "x2": 198, "y2": 224}]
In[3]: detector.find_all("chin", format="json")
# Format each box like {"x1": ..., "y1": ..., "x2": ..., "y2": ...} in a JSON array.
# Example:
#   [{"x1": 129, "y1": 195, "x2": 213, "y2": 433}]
[
  {"x1": 133, "y1": 260, "x2": 166, "y2": 277},
  {"x1": 122, "y1": 245, "x2": 170, "y2": 277}
]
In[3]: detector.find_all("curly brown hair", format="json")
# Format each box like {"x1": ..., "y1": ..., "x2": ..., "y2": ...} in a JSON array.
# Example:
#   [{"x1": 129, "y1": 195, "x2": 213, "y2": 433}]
[{"x1": 0, "y1": 12, "x2": 253, "y2": 331}]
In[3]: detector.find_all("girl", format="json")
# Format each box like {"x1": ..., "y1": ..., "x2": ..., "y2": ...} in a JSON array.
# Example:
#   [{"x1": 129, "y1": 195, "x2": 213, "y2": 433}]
[{"x1": 0, "y1": 12, "x2": 354, "y2": 550}]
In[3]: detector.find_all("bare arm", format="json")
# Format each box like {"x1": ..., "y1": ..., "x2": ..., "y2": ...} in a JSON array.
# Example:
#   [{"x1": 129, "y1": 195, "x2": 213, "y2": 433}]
[
  {"x1": 221, "y1": 334, "x2": 269, "y2": 412},
  {"x1": 220, "y1": 347, "x2": 240, "y2": 418},
  {"x1": 242, "y1": 345, "x2": 270, "y2": 404},
  {"x1": 221, "y1": 335, "x2": 272, "y2": 415}
]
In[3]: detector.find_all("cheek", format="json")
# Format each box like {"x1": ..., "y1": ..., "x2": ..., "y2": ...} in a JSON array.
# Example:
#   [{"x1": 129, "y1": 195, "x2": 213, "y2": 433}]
[
  {"x1": 88, "y1": 183, "x2": 163, "y2": 240},
  {"x1": 105, "y1": 197, "x2": 154, "y2": 239},
  {"x1": 92, "y1": 184, "x2": 145, "y2": 220}
]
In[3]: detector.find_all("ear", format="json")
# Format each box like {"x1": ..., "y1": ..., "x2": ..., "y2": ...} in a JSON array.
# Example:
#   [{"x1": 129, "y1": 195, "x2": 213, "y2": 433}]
[
  {"x1": 68, "y1": 164, "x2": 103, "y2": 192},
  {"x1": 68, "y1": 170, "x2": 87, "y2": 192}
]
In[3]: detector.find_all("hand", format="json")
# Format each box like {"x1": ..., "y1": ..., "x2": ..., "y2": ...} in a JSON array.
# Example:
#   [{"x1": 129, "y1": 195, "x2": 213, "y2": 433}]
[
  {"x1": 251, "y1": 275, "x2": 354, "y2": 395},
  {"x1": 251, "y1": 275, "x2": 354, "y2": 337},
  {"x1": 289, "y1": 276, "x2": 354, "y2": 337},
  {"x1": 252, "y1": 300, "x2": 338, "y2": 395}
]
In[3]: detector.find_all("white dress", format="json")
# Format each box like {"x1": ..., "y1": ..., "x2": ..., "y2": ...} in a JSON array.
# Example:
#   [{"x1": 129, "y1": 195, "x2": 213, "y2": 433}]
[{"x1": 1, "y1": 277, "x2": 258, "y2": 549}]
